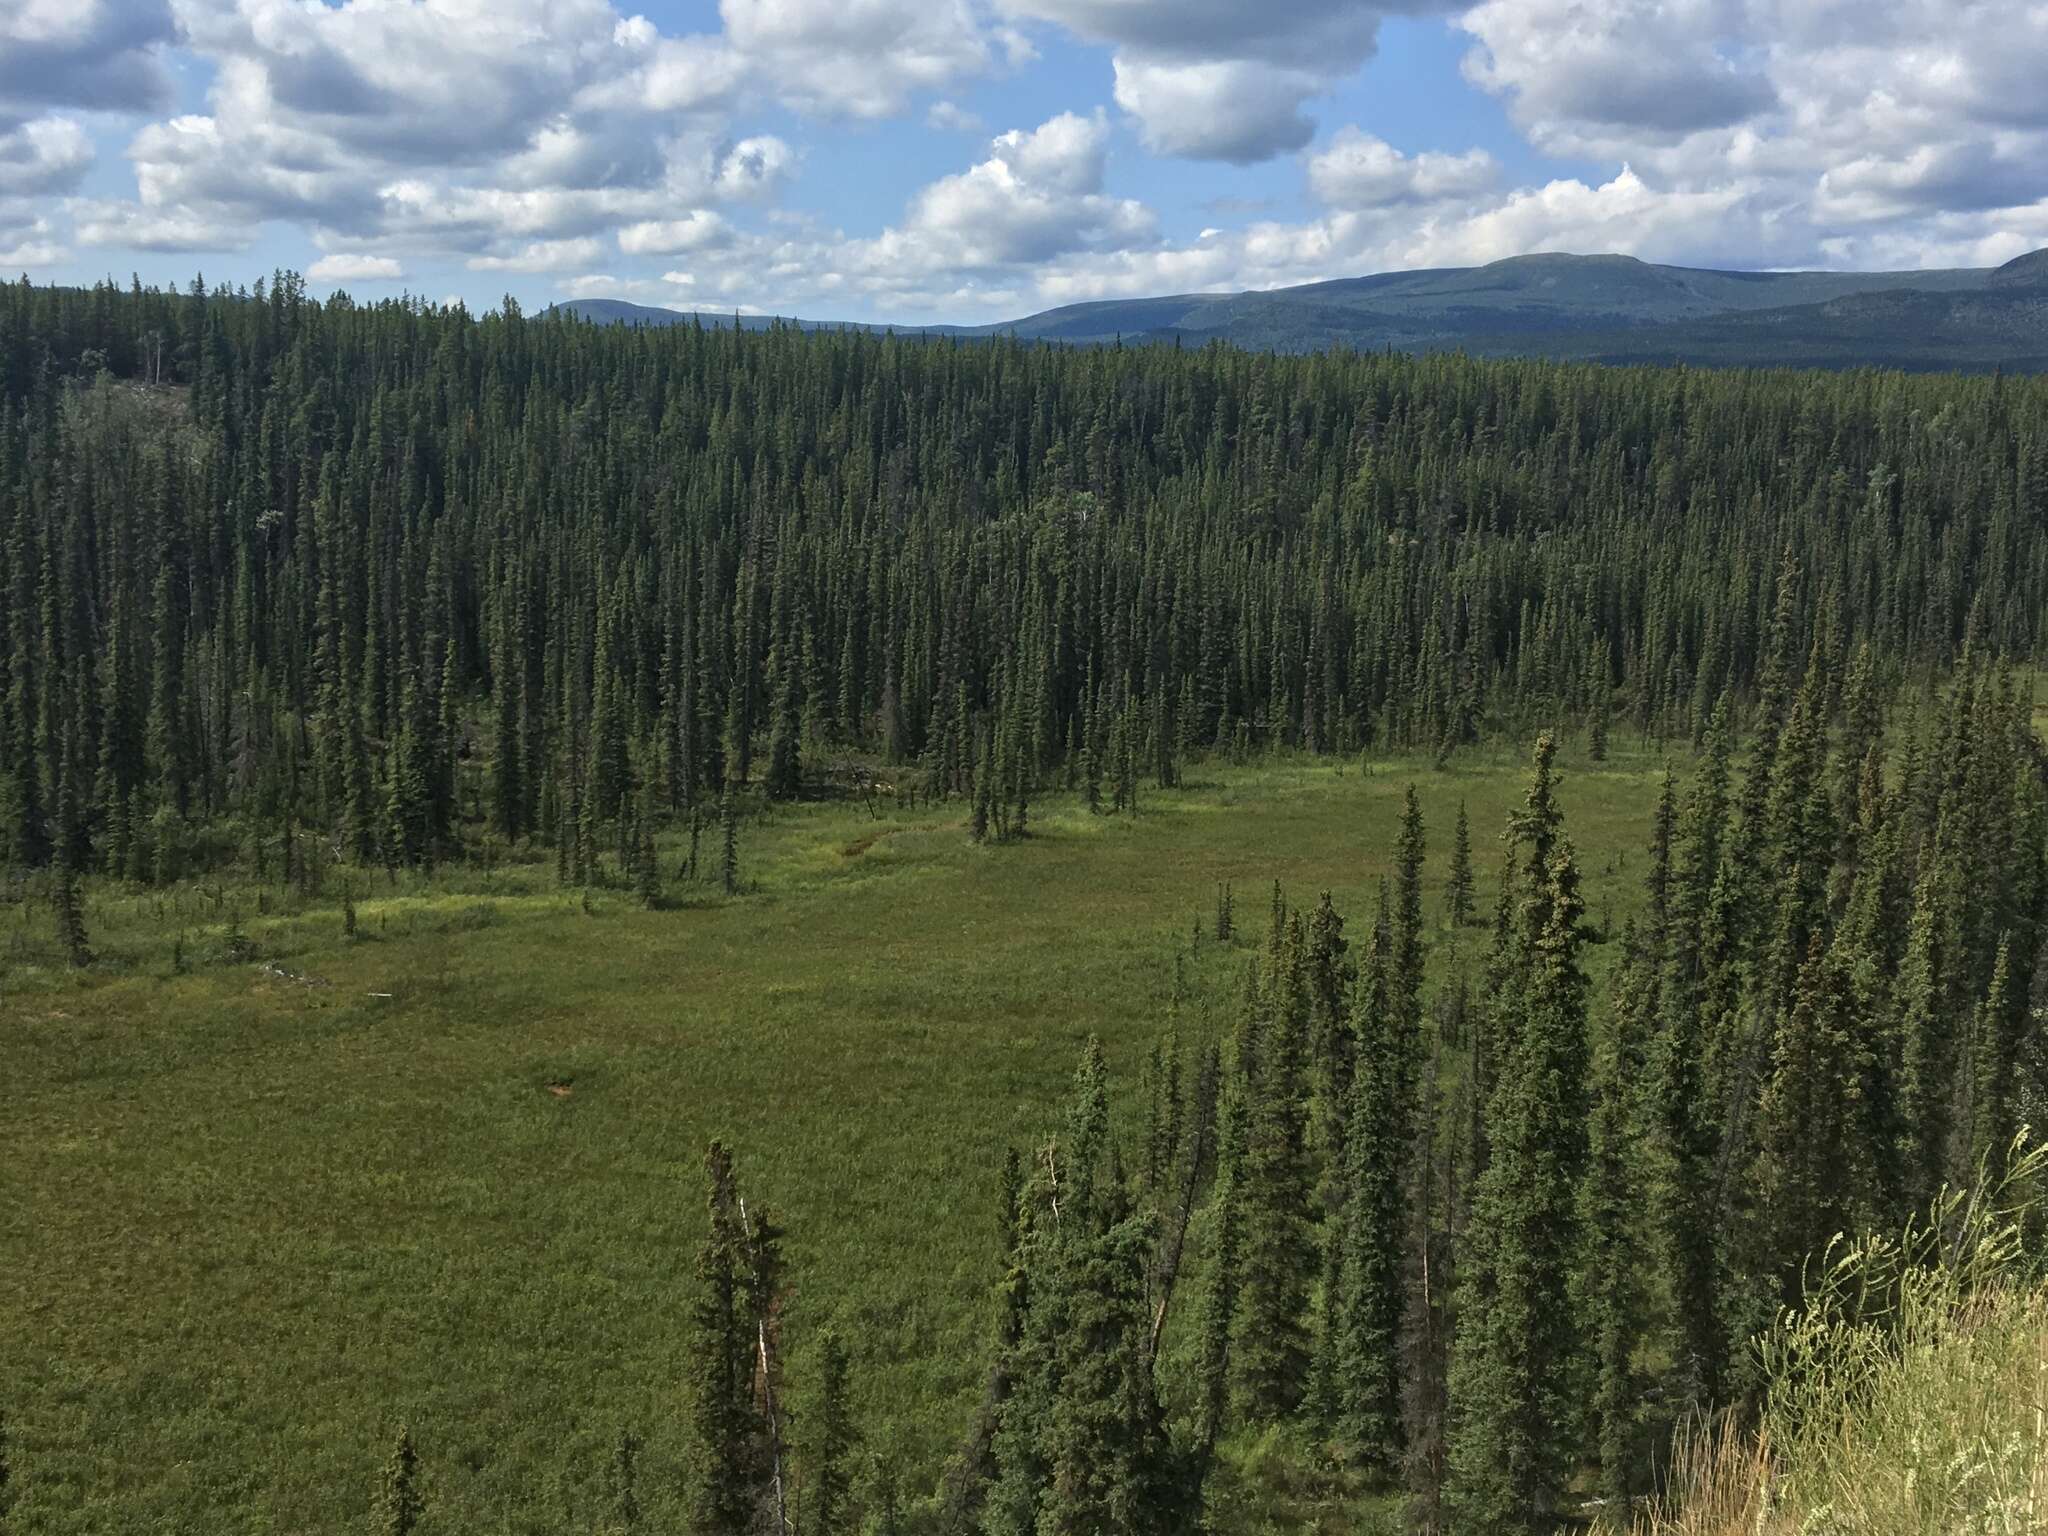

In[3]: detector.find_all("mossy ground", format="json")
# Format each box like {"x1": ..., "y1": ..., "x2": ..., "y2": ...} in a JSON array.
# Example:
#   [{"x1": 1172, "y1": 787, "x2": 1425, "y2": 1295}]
[{"x1": 4, "y1": 740, "x2": 1673, "y2": 1533}]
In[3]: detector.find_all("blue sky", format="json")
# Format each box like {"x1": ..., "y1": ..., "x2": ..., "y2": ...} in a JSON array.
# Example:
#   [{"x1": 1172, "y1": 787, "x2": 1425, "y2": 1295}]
[{"x1": 5, "y1": 0, "x2": 2047, "y2": 322}]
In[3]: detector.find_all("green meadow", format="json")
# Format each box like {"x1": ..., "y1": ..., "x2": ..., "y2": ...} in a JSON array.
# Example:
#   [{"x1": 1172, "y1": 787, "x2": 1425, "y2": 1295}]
[{"x1": 4, "y1": 741, "x2": 1674, "y2": 1533}]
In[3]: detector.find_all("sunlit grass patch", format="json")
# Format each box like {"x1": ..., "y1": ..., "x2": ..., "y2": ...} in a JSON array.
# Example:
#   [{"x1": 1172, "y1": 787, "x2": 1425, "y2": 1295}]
[{"x1": 5, "y1": 739, "x2": 1673, "y2": 1533}]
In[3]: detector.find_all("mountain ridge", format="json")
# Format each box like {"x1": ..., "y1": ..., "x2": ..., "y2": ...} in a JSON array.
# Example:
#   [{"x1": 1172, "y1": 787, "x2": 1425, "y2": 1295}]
[{"x1": 553, "y1": 249, "x2": 2048, "y2": 372}]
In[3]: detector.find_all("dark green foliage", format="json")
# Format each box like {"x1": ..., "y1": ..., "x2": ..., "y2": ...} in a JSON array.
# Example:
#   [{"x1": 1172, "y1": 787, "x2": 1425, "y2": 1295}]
[
  {"x1": 864, "y1": 1456, "x2": 903, "y2": 1536},
  {"x1": 720, "y1": 790, "x2": 740, "y2": 897},
  {"x1": 633, "y1": 778, "x2": 661, "y2": 909},
  {"x1": 690, "y1": 1141, "x2": 765, "y2": 1535},
  {"x1": 983, "y1": 1041, "x2": 1184, "y2": 1536},
  {"x1": 766, "y1": 651, "x2": 803, "y2": 801},
  {"x1": 1194, "y1": 1094, "x2": 1244, "y2": 1458},
  {"x1": 809, "y1": 1331, "x2": 857, "y2": 1536},
  {"x1": 1748, "y1": 938, "x2": 1874, "y2": 1306},
  {"x1": 970, "y1": 731, "x2": 992, "y2": 844},
  {"x1": 1231, "y1": 922, "x2": 1317, "y2": 1422},
  {"x1": 1446, "y1": 738, "x2": 1593, "y2": 1534},
  {"x1": 1328, "y1": 981, "x2": 1406, "y2": 1470},
  {"x1": 1401, "y1": 1036, "x2": 1456, "y2": 1528},
  {"x1": 380, "y1": 1427, "x2": 422, "y2": 1536},
  {"x1": 1583, "y1": 1032, "x2": 1649, "y2": 1505},
  {"x1": 3, "y1": 278, "x2": 2047, "y2": 904},
  {"x1": 1444, "y1": 800, "x2": 1474, "y2": 929},
  {"x1": 52, "y1": 865, "x2": 91, "y2": 968},
  {"x1": 1644, "y1": 708, "x2": 1733, "y2": 1409}
]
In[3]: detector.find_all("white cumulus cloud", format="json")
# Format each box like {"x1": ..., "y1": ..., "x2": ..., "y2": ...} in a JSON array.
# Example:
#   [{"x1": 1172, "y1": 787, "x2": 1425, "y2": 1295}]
[
  {"x1": 715, "y1": 136, "x2": 796, "y2": 201},
  {"x1": 619, "y1": 212, "x2": 734, "y2": 254},
  {"x1": 851, "y1": 111, "x2": 1154, "y2": 274},
  {"x1": 719, "y1": 0, "x2": 992, "y2": 118},
  {"x1": 471, "y1": 240, "x2": 606, "y2": 276},
  {"x1": 0, "y1": 116, "x2": 93, "y2": 197},
  {"x1": 1308, "y1": 129, "x2": 1499, "y2": 208},
  {"x1": 468, "y1": 237, "x2": 608, "y2": 272},
  {"x1": 1004, "y1": 0, "x2": 1458, "y2": 163},
  {"x1": 308, "y1": 253, "x2": 404, "y2": 283}
]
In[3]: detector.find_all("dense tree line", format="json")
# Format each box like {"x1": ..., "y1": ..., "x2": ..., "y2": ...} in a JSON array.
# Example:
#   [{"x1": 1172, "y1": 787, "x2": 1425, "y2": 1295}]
[
  {"x1": 4, "y1": 274, "x2": 2048, "y2": 891},
  {"x1": 934, "y1": 682, "x2": 2044, "y2": 1533}
]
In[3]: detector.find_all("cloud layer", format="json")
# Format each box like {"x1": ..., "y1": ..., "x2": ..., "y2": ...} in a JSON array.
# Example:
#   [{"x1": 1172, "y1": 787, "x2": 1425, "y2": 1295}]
[{"x1": 6, "y1": 0, "x2": 2046, "y2": 317}]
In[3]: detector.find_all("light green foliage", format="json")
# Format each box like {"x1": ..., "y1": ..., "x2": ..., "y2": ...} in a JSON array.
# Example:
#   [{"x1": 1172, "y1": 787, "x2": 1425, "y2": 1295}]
[
  {"x1": 1637, "y1": 1140, "x2": 2048, "y2": 1536},
  {"x1": 0, "y1": 750, "x2": 1671, "y2": 1532}
]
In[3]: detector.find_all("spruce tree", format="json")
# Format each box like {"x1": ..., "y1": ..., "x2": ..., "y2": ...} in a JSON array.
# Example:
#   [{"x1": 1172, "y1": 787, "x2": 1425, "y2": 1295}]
[
  {"x1": 984, "y1": 1042, "x2": 1181, "y2": 1536},
  {"x1": 720, "y1": 788, "x2": 740, "y2": 896},
  {"x1": 1401, "y1": 1033, "x2": 1455, "y2": 1529},
  {"x1": 634, "y1": 777, "x2": 660, "y2": 909},
  {"x1": 865, "y1": 1456, "x2": 903, "y2": 1536},
  {"x1": 1748, "y1": 937, "x2": 1872, "y2": 1307},
  {"x1": 1445, "y1": 822, "x2": 1591, "y2": 1533},
  {"x1": 1329, "y1": 988, "x2": 1405, "y2": 1471},
  {"x1": 381, "y1": 1426, "x2": 423, "y2": 1536},
  {"x1": 1444, "y1": 799, "x2": 1474, "y2": 928},
  {"x1": 1582, "y1": 1033, "x2": 1648, "y2": 1505},
  {"x1": 1195, "y1": 1091, "x2": 1245, "y2": 1458},
  {"x1": 1644, "y1": 704, "x2": 1733, "y2": 1409},
  {"x1": 809, "y1": 1330, "x2": 857, "y2": 1536},
  {"x1": 690, "y1": 1141, "x2": 762, "y2": 1536},
  {"x1": 970, "y1": 728, "x2": 992, "y2": 844},
  {"x1": 1967, "y1": 937, "x2": 2020, "y2": 1180},
  {"x1": 1232, "y1": 918, "x2": 1316, "y2": 1422},
  {"x1": 53, "y1": 861, "x2": 91, "y2": 969},
  {"x1": 766, "y1": 650, "x2": 802, "y2": 800},
  {"x1": 1392, "y1": 785, "x2": 1427, "y2": 1113}
]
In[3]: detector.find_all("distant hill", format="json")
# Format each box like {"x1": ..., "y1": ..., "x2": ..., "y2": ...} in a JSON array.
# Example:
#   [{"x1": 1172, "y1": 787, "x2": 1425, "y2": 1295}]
[
  {"x1": 550, "y1": 297, "x2": 973, "y2": 337},
  {"x1": 553, "y1": 249, "x2": 2048, "y2": 371}
]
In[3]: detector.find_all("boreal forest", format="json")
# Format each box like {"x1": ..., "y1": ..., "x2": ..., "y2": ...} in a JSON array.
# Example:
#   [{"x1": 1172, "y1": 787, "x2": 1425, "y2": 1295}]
[{"x1": 4, "y1": 272, "x2": 2048, "y2": 1535}]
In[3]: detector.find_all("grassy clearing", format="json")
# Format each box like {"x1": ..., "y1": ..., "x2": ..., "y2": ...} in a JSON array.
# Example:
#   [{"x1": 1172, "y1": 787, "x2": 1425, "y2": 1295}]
[{"x1": 4, "y1": 742, "x2": 1673, "y2": 1533}]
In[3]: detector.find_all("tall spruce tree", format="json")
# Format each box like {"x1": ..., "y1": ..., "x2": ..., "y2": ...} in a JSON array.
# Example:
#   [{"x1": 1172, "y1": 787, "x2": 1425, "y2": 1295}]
[
  {"x1": 1329, "y1": 937, "x2": 1407, "y2": 1471},
  {"x1": 690, "y1": 1141, "x2": 763, "y2": 1536},
  {"x1": 720, "y1": 788, "x2": 740, "y2": 896},
  {"x1": 809, "y1": 1329, "x2": 858, "y2": 1536},
  {"x1": 1446, "y1": 738, "x2": 1591, "y2": 1533},
  {"x1": 1232, "y1": 917, "x2": 1317, "y2": 1422},
  {"x1": 984, "y1": 1041, "x2": 1182, "y2": 1536},
  {"x1": 1444, "y1": 799, "x2": 1475, "y2": 929},
  {"x1": 381, "y1": 1427, "x2": 423, "y2": 1536}
]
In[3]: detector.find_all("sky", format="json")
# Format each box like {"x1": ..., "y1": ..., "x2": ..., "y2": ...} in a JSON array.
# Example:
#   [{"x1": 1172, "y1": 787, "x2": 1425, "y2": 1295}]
[{"x1": 4, "y1": 0, "x2": 2048, "y2": 323}]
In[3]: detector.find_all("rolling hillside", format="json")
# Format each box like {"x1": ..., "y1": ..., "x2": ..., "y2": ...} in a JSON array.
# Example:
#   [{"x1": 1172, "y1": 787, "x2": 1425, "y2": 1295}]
[{"x1": 555, "y1": 248, "x2": 2048, "y2": 370}]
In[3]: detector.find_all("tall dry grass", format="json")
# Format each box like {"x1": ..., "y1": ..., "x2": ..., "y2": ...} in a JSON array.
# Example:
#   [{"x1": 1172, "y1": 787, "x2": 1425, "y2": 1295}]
[{"x1": 1635, "y1": 1140, "x2": 2048, "y2": 1536}]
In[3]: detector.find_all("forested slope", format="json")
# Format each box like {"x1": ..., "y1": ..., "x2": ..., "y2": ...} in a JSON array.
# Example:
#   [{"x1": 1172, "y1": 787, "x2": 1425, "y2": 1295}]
[
  {"x1": 5, "y1": 274, "x2": 2048, "y2": 1535},
  {"x1": 3, "y1": 273, "x2": 2046, "y2": 884}
]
